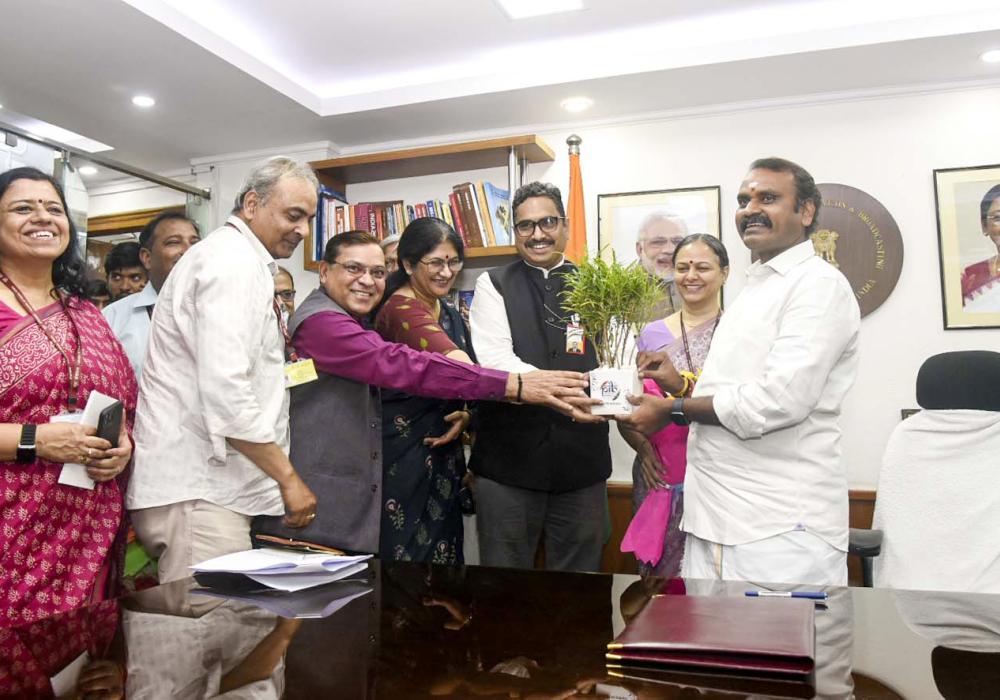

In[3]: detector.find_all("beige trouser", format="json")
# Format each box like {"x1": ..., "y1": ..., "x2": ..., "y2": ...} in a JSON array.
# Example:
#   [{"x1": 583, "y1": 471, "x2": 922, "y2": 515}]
[{"x1": 131, "y1": 499, "x2": 253, "y2": 584}]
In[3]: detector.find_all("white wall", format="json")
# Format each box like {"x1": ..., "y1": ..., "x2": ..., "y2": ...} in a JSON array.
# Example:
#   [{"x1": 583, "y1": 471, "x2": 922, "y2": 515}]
[{"x1": 88, "y1": 85, "x2": 1000, "y2": 489}]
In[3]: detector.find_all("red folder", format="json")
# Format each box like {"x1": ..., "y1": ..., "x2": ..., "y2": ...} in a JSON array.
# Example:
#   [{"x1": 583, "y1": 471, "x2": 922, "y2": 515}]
[{"x1": 606, "y1": 595, "x2": 815, "y2": 677}]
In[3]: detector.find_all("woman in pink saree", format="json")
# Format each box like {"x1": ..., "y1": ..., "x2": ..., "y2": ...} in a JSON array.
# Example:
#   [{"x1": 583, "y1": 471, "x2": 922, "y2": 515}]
[
  {"x1": 0, "y1": 167, "x2": 136, "y2": 627},
  {"x1": 619, "y1": 234, "x2": 728, "y2": 577}
]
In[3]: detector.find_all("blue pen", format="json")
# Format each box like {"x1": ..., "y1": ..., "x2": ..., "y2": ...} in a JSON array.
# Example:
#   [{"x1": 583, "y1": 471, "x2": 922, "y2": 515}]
[{"x1": 745, "y1": 590, "x2": 828, "y2": 600}]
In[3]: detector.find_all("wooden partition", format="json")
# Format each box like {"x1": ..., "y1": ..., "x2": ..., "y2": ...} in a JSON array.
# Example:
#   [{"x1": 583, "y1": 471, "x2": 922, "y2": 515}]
[{"x1": 600, "y1": 484, "x2": 878, "y2": 586}]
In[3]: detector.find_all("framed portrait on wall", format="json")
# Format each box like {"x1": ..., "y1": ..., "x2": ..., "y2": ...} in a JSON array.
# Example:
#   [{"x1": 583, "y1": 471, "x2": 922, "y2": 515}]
[
  {"x1": 934, "y1": 164, "x2": 1000, "y2": 330},
  {"x1": 596, "y1": 186, "x2": 722, "y2": 272}
]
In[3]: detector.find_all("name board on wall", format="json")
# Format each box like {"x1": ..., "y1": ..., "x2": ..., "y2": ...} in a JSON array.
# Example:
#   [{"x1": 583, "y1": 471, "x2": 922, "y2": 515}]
[{"x1": 814, "y1": 183, "x2": 904, "y2": 317}]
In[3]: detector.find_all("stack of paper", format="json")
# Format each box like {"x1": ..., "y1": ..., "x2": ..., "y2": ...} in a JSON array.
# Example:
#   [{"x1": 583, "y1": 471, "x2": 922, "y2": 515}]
[{"x1": 191, "y1": 549, "x2": 371, "y2": 592}]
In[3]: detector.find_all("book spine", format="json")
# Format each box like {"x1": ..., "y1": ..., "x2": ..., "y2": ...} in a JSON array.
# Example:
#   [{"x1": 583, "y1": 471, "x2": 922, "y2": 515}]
[
  {"x1": 440, "y1": 199, "x2": 453, "y2": 228},
  {"x1": 335, "y1": 206, "x2": 345, "y2": 234},
  {"x1": 406, "y1": 204, "x2": 415, "y2": 224},
  {"x1": 456, "y1": 184, "x2": 485, "y2": 247},
  {"x1": 368, "y1": 206, "x2": 378, "y2": 238},
  {"x1": 476, "y1": 182, "x2": 496, "y2": 246},
  {"x1": 449, "y1": 193, "x2": 469, "y2": 245}
]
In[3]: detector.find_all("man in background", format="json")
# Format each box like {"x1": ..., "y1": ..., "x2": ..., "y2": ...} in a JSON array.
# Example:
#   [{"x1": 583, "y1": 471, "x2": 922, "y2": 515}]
[
  {"x1": 103, "y1": 211, "x2": 201, "y2": 378},
  {"x1": 128, "y1": 157, "x2": 319, "y2": 582},
  {"x1": 381, "y1": 234, "x2": 401, "y2": 274},
  {"x1": 274, "y1": 265, "x2": 296, "y2": 318},
  {"x1": 104, "y1": 241, "x2": 148, "y2": 301},
  {"x1": 470, "y1": 181, "x2": 611, "y2": 573},
  {"x1": 618, "y1": 157, "x2": 860, "y2": 586},
  {"x1": 635, "y1": 211, "x2": 687, "y2": 316}
]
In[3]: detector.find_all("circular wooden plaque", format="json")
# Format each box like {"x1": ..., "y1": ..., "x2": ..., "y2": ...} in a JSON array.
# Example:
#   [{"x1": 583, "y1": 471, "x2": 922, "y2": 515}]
[{"x1": 814, "y1": 183, "x2": 904, "y2": 317}]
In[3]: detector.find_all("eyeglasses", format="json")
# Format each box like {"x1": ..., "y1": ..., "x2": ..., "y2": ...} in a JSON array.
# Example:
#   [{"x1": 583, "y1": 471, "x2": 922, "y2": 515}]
[
  {"x1": 641, "y1": 237, "x2": 686, "y2": 252},
  {"x1": 274, "y1": 290, "x2": 296, "y2": 301},
  {"x1": 987, "y1": 214, "x2": 1000, "y2": 225},
  {"x1": 330, "y1": 261, "x2": 388, "y2": 280},
  {"x1": 419, "y1": 257, "x2": 464, "y2": 274},
  {"x1": 513, "y1": 216, "x2": 565, "y2": 237}
]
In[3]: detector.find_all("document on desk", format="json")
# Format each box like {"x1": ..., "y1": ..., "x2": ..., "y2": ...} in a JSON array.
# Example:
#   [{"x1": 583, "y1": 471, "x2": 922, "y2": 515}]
[
  {"x1": 606, "y1": 595, "x2": 815, "y2": 677},
  {"x1": 191, "y1": 548, "x2": 372, "y2": 591}
]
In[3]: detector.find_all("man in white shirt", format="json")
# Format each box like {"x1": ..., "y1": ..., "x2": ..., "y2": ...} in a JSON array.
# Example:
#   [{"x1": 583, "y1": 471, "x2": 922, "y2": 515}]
[
  {"x1": 618, "y1": 158, "x2": 860, "y2": 586},
  {"x1": 102, "y1": 211, "x2": 201, "y2": 379},
  {"x1": 128, "y1": 157, "x2": 319, "y2": 583}
]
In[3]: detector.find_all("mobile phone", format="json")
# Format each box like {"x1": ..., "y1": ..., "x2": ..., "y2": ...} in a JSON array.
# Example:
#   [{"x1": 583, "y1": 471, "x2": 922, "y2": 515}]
[{"x1": 96, "y1": 401, "x2": 123, "y2": 447}]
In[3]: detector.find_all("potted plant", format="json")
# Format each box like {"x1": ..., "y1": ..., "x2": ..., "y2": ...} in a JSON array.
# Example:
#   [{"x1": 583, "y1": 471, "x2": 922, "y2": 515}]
[{"x1": 561, "y1": 252, "x2": 663, "y2": 415}]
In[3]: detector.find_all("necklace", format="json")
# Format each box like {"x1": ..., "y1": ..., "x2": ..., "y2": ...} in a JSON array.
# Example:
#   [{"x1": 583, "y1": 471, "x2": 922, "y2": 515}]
[{"x1": 679, "y1": 308, "x2": 721, "y2": 374}]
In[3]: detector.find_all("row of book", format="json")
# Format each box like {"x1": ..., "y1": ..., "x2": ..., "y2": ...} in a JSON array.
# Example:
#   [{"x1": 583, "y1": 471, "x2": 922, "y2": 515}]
[{"x1": 313, "y1": 181, "x2": 512, "y2": 262}]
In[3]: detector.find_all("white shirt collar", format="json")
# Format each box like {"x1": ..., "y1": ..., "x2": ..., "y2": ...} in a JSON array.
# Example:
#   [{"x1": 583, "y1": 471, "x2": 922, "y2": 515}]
[
  {"x1": 523, "y1": 255, "x2": 568, "y2": 279},
  {"x1": 746, "y1": 239, "x2": 815, "y2": 277},
  {"x1": 133, "y1": 283, "x2": 157, "y2": 308},
  {"x1": 226, "y1": 215, "x2": 278, "y2": 275}
]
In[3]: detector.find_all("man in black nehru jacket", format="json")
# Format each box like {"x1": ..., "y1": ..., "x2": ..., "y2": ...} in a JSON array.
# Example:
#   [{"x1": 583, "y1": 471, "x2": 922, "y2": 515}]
[{"x1": 469, "y1": 181, "x2": 610, "y2": 572}]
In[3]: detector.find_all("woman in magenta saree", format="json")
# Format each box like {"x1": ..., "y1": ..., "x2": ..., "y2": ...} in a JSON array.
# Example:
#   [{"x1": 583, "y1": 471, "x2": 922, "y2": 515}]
[
  {"x1": 0, "y1": 167, "x2": 136, "y2": 627},
  {"x1": 619, "y1": 234, "x2": 728, "y2": 578}
]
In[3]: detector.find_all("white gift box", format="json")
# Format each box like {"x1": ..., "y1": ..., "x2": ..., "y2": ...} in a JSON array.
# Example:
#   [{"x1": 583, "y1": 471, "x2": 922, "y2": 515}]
[{"x1": 589, "y1": 366, "x2": 642, "y2": 415}]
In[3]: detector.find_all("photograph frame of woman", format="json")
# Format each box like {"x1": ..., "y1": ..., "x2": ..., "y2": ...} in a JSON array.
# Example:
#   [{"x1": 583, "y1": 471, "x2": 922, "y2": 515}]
[
  {"x1": 618, "y1": 233, "x2": 729, "y2": 577},
  {"x1": 0, "y1": 166, "x2": 137, "y2": 626},
  {"x1": 961, "y1": 183, "x2": 1000, "y2": 312},
  {"x1": 373, "y1": 217, "x2": 475, "y2": 564}
]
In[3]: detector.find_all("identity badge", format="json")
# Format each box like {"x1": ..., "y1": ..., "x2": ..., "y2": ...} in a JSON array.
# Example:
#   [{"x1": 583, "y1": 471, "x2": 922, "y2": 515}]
[
  {"x1": 284, "y1": 358, "x2": 319, "y2": 388},
  {"x1": 566, "y1": 316, "x2": 585, "y2": 355}
]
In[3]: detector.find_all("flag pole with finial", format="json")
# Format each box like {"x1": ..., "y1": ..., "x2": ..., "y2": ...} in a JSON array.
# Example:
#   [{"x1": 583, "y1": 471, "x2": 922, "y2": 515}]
[{"x1": 565, "y1": 134, "x2": 587, "y2": 263}]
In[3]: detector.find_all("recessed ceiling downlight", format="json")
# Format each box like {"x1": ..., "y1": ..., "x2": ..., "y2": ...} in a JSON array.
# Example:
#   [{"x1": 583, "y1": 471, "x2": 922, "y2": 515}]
[
  {"x1": 560, "y1": 96, "x2": 594, "y2": 113},
  {"x1": 981, "y1": 50, "x2": 1000, "y2": 64},
  {"x1": 132, "y1": 95, "x2": 156, "y2": 108}
]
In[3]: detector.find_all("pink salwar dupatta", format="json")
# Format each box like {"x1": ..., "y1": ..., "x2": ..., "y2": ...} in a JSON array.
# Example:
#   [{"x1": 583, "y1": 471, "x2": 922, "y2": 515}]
[{"x1": 0, "y1": 298, "x2": 136, "y2": 628}]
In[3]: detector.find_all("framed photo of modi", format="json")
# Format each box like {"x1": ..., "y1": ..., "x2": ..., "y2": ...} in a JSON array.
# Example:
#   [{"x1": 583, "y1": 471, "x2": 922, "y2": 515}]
[
  {"x1": 596, "y1": 187, "x2": 722, "y2": 271},
  {"x1": 933, "y1": 164, "x2": 1000, "y2": 330}
]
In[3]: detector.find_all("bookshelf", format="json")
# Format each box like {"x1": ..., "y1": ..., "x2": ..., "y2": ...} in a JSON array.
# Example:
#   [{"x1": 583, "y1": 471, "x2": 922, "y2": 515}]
[{"x1": 304, "y1": 134, "x2": 554, "y2": 271}]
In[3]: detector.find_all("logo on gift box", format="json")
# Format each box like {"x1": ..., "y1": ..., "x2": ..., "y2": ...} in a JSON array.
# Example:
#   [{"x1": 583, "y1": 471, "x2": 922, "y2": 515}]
[{"x1": 599, "y1": 379, "x2": 621, "y2": 401}]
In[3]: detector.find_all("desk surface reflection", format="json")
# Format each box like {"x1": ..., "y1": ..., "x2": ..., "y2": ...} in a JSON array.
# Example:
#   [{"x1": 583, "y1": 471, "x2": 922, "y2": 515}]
[{"x1": 3, "y1": 561, "x2": 999, "y2": 699}]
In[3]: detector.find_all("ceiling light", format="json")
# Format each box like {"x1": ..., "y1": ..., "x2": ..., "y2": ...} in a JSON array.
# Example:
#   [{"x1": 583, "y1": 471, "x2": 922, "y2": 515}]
[
  {"x1": 494, "y1": 0, "x2": 583, "y2": 20},
  {"x1": 132, "y1": 95, "x2": 156, "y2": 108},
  {"x1": 78, "y1": 166, "x2": 98, "y2": 176},
  {"x1": 560, "y1": 96, "x2": 594, "y2": 113},
  {"x1": 981, "y1": 50, "x2": 1000, "y2": 64}
]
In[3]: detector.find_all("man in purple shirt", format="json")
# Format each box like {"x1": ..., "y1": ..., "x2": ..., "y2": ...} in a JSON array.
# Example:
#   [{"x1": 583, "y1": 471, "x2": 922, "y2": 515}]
[{"x1": 254, "y1": 231, "x2": 598, "y2": 554}]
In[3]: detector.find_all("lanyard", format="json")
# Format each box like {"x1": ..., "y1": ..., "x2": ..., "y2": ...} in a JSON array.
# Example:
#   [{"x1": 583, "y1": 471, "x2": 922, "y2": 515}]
[
  {"x1": 0, "y1": 269, "x2": 83, "y2": 411},
  {"x1": 224, "y1": 220, "x2": 301, "y2": 363},
  {"x1": 679, "y1": 309, "x2": 722, "y2": 374},
  {"x1": 273, "y1": 298, "x2": 301, "y2": 362}
]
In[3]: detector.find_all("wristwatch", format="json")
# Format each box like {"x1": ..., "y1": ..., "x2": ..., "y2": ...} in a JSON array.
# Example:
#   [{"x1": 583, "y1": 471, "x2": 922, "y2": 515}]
[
  {"x1": 16, "y1": 424, "x2": 37, "y2": 463},
  {"x1": 669, "y1": 398, "x2": 690, "y2": 426}
]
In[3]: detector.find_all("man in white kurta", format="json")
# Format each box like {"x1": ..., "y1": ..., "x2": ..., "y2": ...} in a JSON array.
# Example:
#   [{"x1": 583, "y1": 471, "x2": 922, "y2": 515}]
[
  {"x1": 128, "y1": 158, "x2": 319, "y2": 583},
  {"x1": 618, "y1": 158, "x2": 860, "y2": 586}
]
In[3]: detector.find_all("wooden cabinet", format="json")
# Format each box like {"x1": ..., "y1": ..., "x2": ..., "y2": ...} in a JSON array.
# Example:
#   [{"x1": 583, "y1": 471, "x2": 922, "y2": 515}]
[{"x1": 304, "y1": 135, "x2": 554, "y2": 271}]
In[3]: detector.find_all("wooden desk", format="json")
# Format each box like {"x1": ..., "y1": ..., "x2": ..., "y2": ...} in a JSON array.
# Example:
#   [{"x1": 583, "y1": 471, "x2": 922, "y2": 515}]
[{"x1": 5, "y1": 562, "x2": 999, "y2": 698}]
